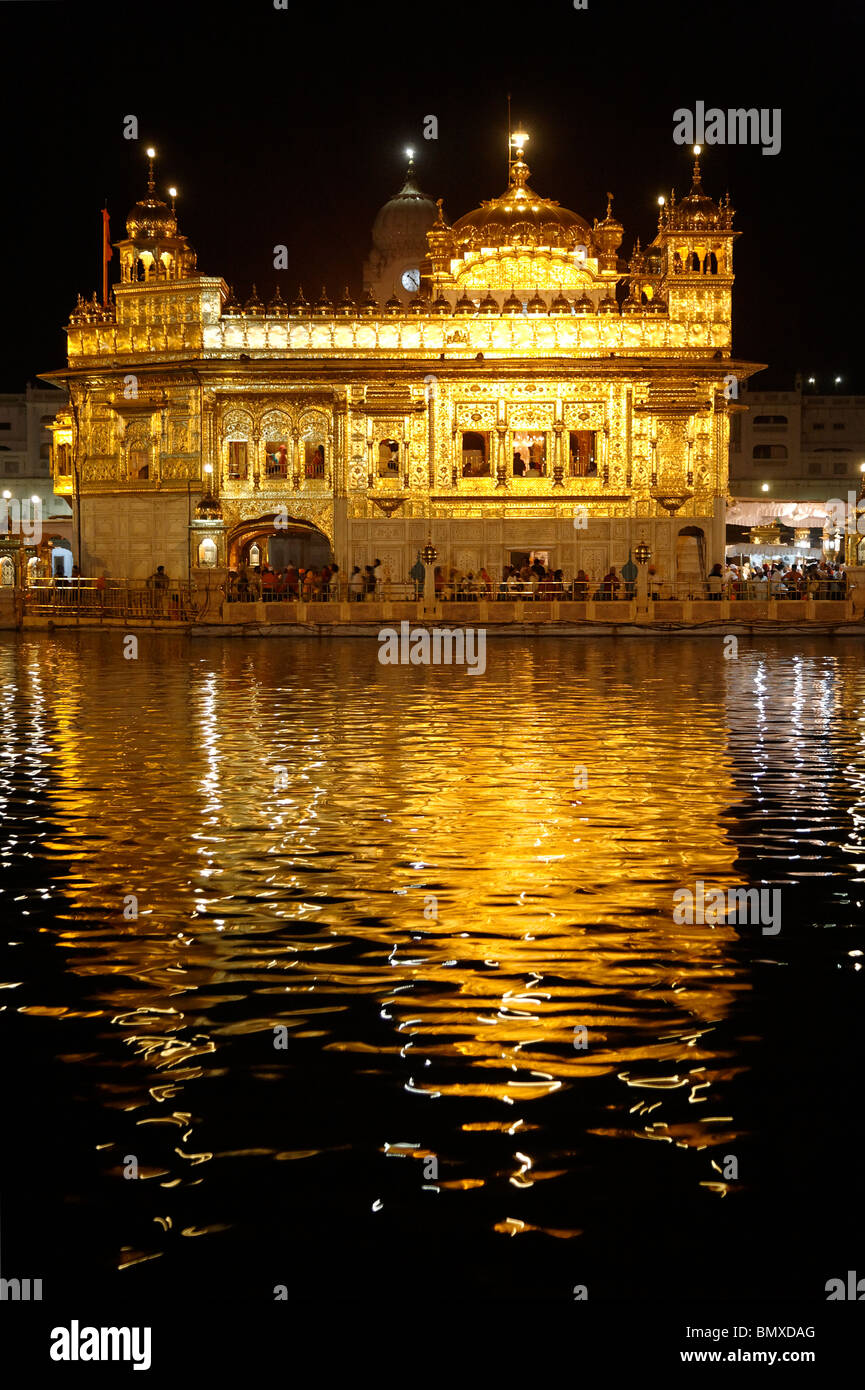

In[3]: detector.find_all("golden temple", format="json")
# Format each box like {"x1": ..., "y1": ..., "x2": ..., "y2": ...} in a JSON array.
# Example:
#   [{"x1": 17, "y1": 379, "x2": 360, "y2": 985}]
[{"x1": 42, "y1": 131, "x2": 764, "y2": 589}]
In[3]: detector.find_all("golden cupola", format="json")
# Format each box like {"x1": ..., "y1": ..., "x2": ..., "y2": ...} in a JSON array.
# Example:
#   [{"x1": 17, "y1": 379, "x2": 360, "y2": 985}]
[
  {"x1": 423, "y1": 130, "x2": 615, "y2": 302},
  {"x1": 451, "y1": 138, "x2": 593, "y2": 253},
  {"x1": 114, "y1": 148, "x2": 198, "y2": 285}
]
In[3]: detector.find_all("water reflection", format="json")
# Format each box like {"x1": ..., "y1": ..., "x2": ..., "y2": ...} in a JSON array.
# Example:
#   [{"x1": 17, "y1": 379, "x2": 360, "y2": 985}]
[{"x1": 1, "y1": 633, "x2": 863, "y2": 1298}]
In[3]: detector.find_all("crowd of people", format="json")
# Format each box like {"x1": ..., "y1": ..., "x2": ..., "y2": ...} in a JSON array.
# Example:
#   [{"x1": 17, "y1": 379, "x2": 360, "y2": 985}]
[
  {"x1": 226, "y1": 562, "x2": 342, "y2": 601},
  {"x1": 710, "y1": 559, "x2": 848, "y2": 600},
  {"x1": 225, "y1": 555, "x2": 850, "y2": 603}
]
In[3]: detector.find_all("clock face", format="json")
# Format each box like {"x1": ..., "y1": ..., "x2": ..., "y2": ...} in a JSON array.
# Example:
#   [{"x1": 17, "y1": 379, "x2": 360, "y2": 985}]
[{"x1": 401, "y1": 268, "x2": 420, "y2": 293}]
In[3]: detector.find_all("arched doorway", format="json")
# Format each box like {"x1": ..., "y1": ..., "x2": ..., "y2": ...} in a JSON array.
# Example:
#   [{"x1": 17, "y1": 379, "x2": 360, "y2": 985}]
[
  {"x1": 676, "y1": 525, "x2": 707, "y2": 592},
  {"x1": 227, "y1": 515, "x2": 333, "y2": 571}
]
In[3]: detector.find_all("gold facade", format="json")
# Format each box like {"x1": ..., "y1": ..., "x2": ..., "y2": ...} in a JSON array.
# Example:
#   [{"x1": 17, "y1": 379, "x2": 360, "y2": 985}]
[{"x1": 42, "y1": 137, "x2": 762, "y2": 583}]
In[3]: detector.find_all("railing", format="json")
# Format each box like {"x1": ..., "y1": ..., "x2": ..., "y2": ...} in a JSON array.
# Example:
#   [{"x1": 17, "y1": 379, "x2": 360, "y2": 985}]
[
  {"x1": 25, "y1": 578, "x2": 198, "y2": 620},
  {"x1": 226, "y1": 580, "x2": 422, "y2": 603},
  {"x1": 441, "y1": 578, "x2": 850, "y2": 602}
]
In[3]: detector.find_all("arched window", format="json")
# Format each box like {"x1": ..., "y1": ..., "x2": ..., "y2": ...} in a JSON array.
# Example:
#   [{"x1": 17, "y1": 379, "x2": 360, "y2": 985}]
[
  {"x1": 198, "y1": 537, "x2": 217, "y2": 567},
  {"x1": 752, "y1": 445, "x2": 788, "y2": 459},
  {"x1": 227, "y1": 441, "x2": 248, "y2": 478},
  {"x1": 378, "y1": 439, "x2": 400, "y2": 476},
  {"x1": 460, "y1": 431, "x2": 490, "y2": 476}
]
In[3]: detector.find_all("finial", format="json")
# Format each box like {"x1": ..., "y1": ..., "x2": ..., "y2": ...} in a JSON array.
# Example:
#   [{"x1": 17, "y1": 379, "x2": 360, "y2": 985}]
[
  {"x1": 145, "y1": 146, "x2": 156, "y2": 196},
  {"x1": 605, "y1": 191, "x2": 614, "y2": 218},
  {"x1": 434, "y1": 197, "x2": 446, "y2": 226},
  {"x1": 692, "y1": 145, "x2": 703, "y2": 191}
]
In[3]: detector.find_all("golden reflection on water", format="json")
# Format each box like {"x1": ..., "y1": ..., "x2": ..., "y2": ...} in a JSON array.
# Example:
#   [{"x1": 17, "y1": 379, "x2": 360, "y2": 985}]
[{"x1": 5, "y1": 632, "x2": 861, "y2": 1266}]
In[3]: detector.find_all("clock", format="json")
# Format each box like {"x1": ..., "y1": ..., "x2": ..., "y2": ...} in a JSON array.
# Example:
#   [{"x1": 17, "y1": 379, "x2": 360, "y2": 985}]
[{"x1": 401, "y1": 268, "x2": 420, "y2": 293}]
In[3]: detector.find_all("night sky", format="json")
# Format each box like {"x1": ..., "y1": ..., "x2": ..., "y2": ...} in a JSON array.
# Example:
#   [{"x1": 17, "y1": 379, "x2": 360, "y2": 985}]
[{"x1": 5, "y1": 0, "x2": 861, "y2": 392}]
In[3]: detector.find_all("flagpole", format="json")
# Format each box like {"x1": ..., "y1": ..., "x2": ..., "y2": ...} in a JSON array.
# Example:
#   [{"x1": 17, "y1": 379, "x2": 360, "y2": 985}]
[{"x1": 102, "y1": 206, "x2": 110, "y2": 307}]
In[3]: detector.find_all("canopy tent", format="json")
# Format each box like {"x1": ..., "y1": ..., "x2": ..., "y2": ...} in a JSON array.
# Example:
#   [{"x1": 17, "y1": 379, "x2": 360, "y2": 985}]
[
  {"x1": 726, "y1": 500, "x2": 833, "y2": 528},
  {"x1": 725, "y1": 542, "x2": 823, "y2": 560}
]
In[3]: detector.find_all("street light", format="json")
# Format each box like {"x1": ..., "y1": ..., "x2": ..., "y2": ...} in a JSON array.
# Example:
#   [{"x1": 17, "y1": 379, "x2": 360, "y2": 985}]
[{"x1": 420, "y1": 539, "x2": 438, "y2": 611}]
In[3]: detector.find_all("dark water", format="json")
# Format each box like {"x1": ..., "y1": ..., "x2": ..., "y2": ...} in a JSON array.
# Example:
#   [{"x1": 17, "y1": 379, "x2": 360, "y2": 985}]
[{"x1": 1, "y1": 632, "x2": 863, "y2": 1306}]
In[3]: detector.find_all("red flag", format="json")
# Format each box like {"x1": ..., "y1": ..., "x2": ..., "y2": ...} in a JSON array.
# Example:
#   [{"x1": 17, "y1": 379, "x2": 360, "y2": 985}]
[{"x1": 102, "y1": 207, "x2": 112, "y2": 306}]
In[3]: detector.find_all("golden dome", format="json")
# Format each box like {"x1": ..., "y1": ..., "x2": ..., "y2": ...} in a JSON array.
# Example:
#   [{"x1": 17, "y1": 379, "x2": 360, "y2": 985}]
[
  {"x1": 451, "y1": 151, "x2": 592, "y2": 251},
  {"x1": 126, "y1": 195, "x2": 177, "y2": 240}
]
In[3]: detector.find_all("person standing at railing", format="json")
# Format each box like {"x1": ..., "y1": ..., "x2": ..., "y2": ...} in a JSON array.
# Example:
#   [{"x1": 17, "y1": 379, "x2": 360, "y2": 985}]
[
  {"x1": 349, "y1": 566, "x2": 364, "y2": 601},
  {"x1": 600, "y1": 567, "x2": 620, "y2": 601},
  {"x1": 328, "y1": 564, "x2": 341, "y2": 601},
  {"x1": 707, "y1": 563, "x2": 723, "y2": 600},
  {"x1": 148, "y1": 565, "x2": 168, "y2": 615}
]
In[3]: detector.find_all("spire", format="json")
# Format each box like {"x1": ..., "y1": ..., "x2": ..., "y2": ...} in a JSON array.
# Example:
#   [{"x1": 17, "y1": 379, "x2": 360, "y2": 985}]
[
  {"x1": 508, "y1": 128, "x2": 530, "y2": 191},
  {"x1": 398, "y1": 147, "x2": 422, "y2": 196},
  {"x1": 691, "y1": 146, "x2": 703, "y2": 193}
]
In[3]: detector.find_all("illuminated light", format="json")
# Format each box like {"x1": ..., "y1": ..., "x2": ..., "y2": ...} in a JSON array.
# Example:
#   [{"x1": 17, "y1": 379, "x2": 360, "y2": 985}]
[
  {"x1": 146, "y1": 146, "x2": 156, "y2": 158},
  {"x1": 808, "y1": 376, "x2": 816, "y2": 383},
  {"x1": 30, "y1": 495, "x2": 40, "y2": 504},
  {"x1": 761, "y1": 483, "x2": 770, "y2": 492},
  {"x1": 657, "y1": 195, "x2": 666, "y2": 206},
  {"x1": 168, "y1": 186, "x2": 177, "y2": 198},
  {"x1": 835, "y1": 375, "x2": 842, "y2": 384},
  {"x1": 693, "y1": 144, "x2": 701, "y2": 156},
  {"x1": 203, "y1": 464, "x2": 213, "y2": 474},
  {"x1": 859, "y1": 462, "x2": 865, "y2": 472},
  {"x1": 405, "y1": 147, "x2": 414, "y2": 160},
  {"x1": 511, "y1": 130, "x2": 529, "y2": 149},
  {"x1": 2, "y1": 490, "x2": 10, "y2": 499}
]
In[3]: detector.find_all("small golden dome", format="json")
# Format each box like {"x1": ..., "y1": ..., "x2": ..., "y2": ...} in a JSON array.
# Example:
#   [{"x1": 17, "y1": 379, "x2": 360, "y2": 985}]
[
  {"x1": 501, "y1": 290, "x2": 523, "y2": 314},
  {"x1": 126, "y1": 195, "x2": 177, "y2": 240},
  {"x1": 290, "y1": 286, "x2": 310, "y2": 314},
  {"x1": 337, "y1": 286, "x2": 356, "y2": 315},
  {"x1": 267, "y1": 286, "x2": 287, "y2": 316},
  {"x1": 431, "y1": 291, "x2": 451, "y2": 314},
  {"x1": 478, "y1": 292, "x2": 499, "y2": 314},
  {"x1": 244, "y1": 284, "x2": 264, "y2": 314}
]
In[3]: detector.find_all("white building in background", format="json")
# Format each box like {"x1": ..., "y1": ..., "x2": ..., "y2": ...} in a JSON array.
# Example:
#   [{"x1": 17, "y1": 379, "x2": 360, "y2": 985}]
[
  {"x1": 0, "y1": 384, "x2": 74, "y2": 574},
  {"x1": 730, "y1": 374, "x2": 865, "y2": 505}
]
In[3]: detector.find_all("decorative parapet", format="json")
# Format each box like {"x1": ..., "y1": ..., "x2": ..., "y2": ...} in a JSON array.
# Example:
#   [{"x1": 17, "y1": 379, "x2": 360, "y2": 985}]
[{"x1": 66, "y1": 309, "x2": 732, "y2": 364}]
